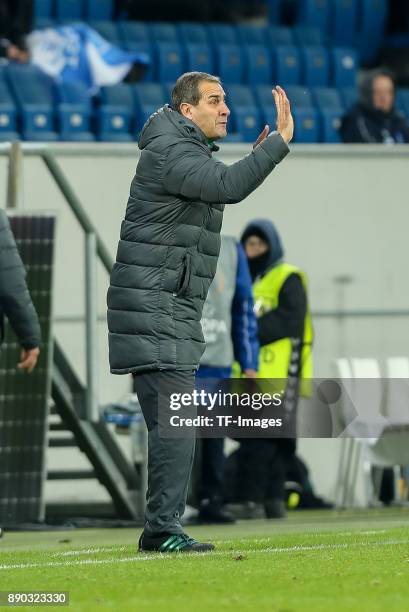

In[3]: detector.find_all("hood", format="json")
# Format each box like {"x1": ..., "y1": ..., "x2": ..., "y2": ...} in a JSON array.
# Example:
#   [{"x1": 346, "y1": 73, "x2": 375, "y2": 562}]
[
  {"x1": 241, "y1": 218, "x2": 284, "y2": 279},
  {"x1": 358, "y1": 69, "x2": 396, "y2": 117},
  {"x1": 138, "y1": 104, "x2": 219, "y2": 151}
]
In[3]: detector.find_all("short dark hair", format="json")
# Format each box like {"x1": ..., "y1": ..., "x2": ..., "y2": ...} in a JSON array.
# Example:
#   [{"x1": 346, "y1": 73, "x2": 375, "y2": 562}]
[{"x1": 171, "y1": 72, "x2": 221, "y2": 113}]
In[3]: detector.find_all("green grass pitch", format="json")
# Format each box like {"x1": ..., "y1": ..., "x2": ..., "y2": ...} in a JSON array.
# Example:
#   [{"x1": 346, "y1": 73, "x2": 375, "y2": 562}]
[{"x1": 1, "y1": 509, "x2": 409, "y2": 611}]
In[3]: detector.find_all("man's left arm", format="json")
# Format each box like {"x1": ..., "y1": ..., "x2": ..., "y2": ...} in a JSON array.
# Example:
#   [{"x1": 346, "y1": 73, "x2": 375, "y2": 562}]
[{"x1": 231, "y1": 242, "x2": 259, "y2": 374}]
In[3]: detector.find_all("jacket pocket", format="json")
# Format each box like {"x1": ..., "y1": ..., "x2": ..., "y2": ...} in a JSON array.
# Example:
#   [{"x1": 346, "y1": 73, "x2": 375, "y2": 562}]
[{"x1": 174, "y1": 253, "x2": 192, "y2": 297}]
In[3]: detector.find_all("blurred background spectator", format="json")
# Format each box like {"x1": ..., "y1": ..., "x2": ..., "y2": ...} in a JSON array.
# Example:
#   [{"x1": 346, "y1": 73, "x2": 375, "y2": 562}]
[
  {"x1": 341, "y1": 69, "x2": 409, "y2": 143},
  {"x1": 0, "y1": 0, "x2": 33, "y2": 62}
]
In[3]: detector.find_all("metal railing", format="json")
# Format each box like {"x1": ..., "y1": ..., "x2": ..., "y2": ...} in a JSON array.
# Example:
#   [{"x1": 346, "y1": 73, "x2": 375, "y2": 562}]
[{"x1": 3, "y1": 141, "x2": 114, "y2": 422}]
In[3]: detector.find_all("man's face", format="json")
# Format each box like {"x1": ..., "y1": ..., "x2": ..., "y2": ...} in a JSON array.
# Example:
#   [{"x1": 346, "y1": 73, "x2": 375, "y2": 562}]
[
  {"x1": 244, "y1": 236, "x2": 269, "y2": 259},
  {"x1": 372, "y1": 76, "x2": 395, "y2": 113},
  {"x1": 182, "y1": 81, "x2": 230, "y2": 140}
]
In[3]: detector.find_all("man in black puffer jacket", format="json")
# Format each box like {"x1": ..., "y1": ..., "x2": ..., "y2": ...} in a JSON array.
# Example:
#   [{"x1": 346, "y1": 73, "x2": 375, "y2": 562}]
[
  {"x1": 107, "y1": 72, "x2": 293, "y2": 553},
  {"x1": 0, "y1": 209, "x2": 41, "y2": 372}
]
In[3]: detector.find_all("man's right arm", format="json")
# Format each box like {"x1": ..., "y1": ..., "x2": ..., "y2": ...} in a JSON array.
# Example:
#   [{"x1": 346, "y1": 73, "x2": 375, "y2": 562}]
[{"x1": 163, "y1": 133, "x2": 289, "y2": 205}]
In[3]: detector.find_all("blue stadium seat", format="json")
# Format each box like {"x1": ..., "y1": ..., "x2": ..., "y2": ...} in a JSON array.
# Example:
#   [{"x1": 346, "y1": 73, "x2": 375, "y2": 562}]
[
  {"x1": 319, "y1": 108, "x2": 343, "y2": 143},
  {"x1": 297, "y1": 0, "x2": 330, "y2": 34},
  {"x1": 6, "y1": 65, "x2": 58, "y2": 141},
  {"x1": 133, "y1": 83, "x2": 166, "y2": 130},
  {"x1": 85, "y1": 0, "x2": 113, "y2": 20},
  {"x1": 243, "y1": 45, "x2": 272, "y2": 86},
  {"x1": 312, "y1": 87, "x2": 343, "y2": 110},
  {"x1": 208, "y1": 24, "x2": 238, "y2": 45},
  {"x1": 267, "y1": 0, "x2": 281, "y2": 23},
  {"x1": 55, "y1": 0, "x2": 83, "y2": 20},
  {"x1": 121, "y1": 42, "x2": 154, "y2": 82},
  {"x1": 185, "y1": 44, "x2": 214, "y2": 74},
  {"x1": 178, "y1": 23, "x2": 208, "y2": 44},
  {"x1": 89, "y1": 21, "x2": 121, "y2": 45},
  {"x1": 237, "y1": 24, "x2": 267, "y2": 45},
  {"x1": 358, "y1": 0, "x2": 388, "y2": 65},
  {"x1": 255, "y1": 86, "x2": 277, "y2": 130},
  {"x1": 340, "y1": 86, "x2": 357, "y2": 110},
  {"x1": 221, "y1": 132, "x2": 244, "y2": 143},
  {"x1": 118, "y1": 21, "x2": 150, "y2": 45},
  {"x1": 0, "y1": 76, "x2": 18, "y2": 135},
  {"x1": 34, "y1": 18, "x2": 55, "y2": 29},
  {"x1": 331, "y1": 47, "x2": 357, "y2": 87},
  {"x1": 331, "y1": 0, "x2": 358, "y2": 46},
  {"x1": 274, "y1": 46, "x2": 301, "y2": 86},
  {"x1": 292, "y1": 107, "x2": 320, "y2": 142},
  {"x1": 149, "y1": 23, "x2": 178, "y2": 42},
  {"x1": 98, "y1": 84, "x2": 134, "y2": 142},
  {"x1": 293, "y1": 25, "x2": 324, "y2": 46},
  {"x1": 265, "y1": 26, "x2": 294, "y2": 47},
  {"x1": 215, "y1": 44, "x2": 244, "y2": 85},
  {"x1": 34, "y1": 0, "x2": 53, "y2": 18},
  {"x1": 0, "y1": 131, "x2": 20, "y2": 142},
  {"x1": 226, "y1": 85, "x2": 262, "y2": 142},
  {"x1": 396, "y1": 89, "x2": 409, "y2": 119},
  {"x1": 285, "y1": 85, "x2": 313, "y2": 107},
  {"x1": 55, "y1": 81, "x2": 95, "y2": 141},
  {"x1": 156, "y1": 42, "x2": 185, "y2": 84},
  {"x1": 163, "y1": 83, "x2": 174, "y2": 106},
  {"x1": 301, "y1": 46, "x2": 329, "y2": 87}
]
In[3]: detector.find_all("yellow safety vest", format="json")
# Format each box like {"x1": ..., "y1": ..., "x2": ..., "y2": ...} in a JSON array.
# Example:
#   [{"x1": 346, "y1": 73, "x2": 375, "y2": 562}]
[{"x1": 253, "y1": 263, "x2": 313, "y2": 397}]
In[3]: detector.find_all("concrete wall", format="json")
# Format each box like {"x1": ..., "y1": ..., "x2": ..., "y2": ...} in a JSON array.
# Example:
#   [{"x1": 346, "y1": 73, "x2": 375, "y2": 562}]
[{"x1": 1, "y1": 142, "x2": 408, "y2": 504}]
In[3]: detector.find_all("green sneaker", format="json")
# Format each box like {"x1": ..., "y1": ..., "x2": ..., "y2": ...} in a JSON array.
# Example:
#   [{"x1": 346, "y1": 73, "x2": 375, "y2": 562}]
[{"x1": 138, "y1": 531, "x2": 215, "y2": 553}]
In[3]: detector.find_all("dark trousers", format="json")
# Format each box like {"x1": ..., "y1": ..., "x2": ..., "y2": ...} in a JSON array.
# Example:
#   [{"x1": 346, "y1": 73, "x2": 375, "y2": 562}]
[
  {"x1": 236, "y1": 439, "x2": 287, "y2": 503},
  {"x1": 200, "y1": 438, "x2": 225, "y2": 502},
  {"x1": 133, "y1": 369, "x2": 196, "y2": 535}
]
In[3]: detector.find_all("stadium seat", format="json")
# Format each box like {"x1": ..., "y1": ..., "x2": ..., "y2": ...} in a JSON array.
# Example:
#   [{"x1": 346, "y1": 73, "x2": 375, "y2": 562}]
[
  {"x1": 6, "y1": 64, "x2": 58, "y2": 141},
  {"x1": 319, "y1": 108, "x2": 343, "y2": 143},
  {"x1": 0, "y1": 131, "x2": 20, "y2": 142},
  {"x1": 156, "y1": 42, "x2": 185, "y2": 84},
  {"x1": 149, "y1": 23, "x2": 178, "y2": 43},
  {"x1": 178, "y1": 23, "x2": 209, "y2": 44},
  {"x1": 237, "y1": 24, "x2": 267, "y2": 45},
  {"x1": 98, "y1": 84, "x2": 134, "y2": 142},
  {"x1": 55, "y1": 80, "x2": 95, "y2": 141},
  {"x1": 255, "y1": 84, "x2": 276, "y2": 108},
  {"x1": 267, "y1": 0, "x2": 281, "y2": 23},
  {"x1": 0, "y1": 76, "x2": 18, "y2": 135},
  {"x1": 185, "y1": 44, "x2": 214, "y2": 74},
  {"x1": 274, "y1": 46, "x2": 301, "y2": 86},
  {"x1": 312, "y1": 87, "x2": 343, "y2": 110},
  {"x1": 208, "y1": 24, "x2": 238, "y2": 45},
  {"x1": 34, "y1": 0, "x2": 53, "y2": 18},
  {"x1": 331, "y1": 0, "x2": 358, "y2": 46},
  {"x1": 297, "y1": 0, "x2": 330, "y2": 34},
  {"x1": 226, "y1": 85, "x2": 262, "y2": 142},
  {"x1": 221, "y1": 132, "x2": 244, "y2": 143},
  {"x1": 301, "y1": 46, "x2": 329, "y2": 87},
  {"x1": 163, "y1": 83, "x2": 174, "y2": 106},
  {"x1": 358, "y1": 0, "x2": 388, "y2": 65},
  {"x1": 243, "y1": 45, "x2": 272, "y2": 85},
  {"x1": 292, "y1": 107, "x2": 320, "y2": 142},
  {"x1": 340, "y1": 86, "x2": 357, "y2": 110},
  {"x1": 133, "y1": 83, "x2": 166, "y2": 130},
  {"x1": 396, "y1": 89, "x2": 409, "y2": 119},
  {"x1": 89, "y1": 21, "x2": 121, "y2": 45},
  {"x1": 55, "y1": 0, "x2": 83, "y2": 20},
  {"x1": 215, "y1": 44, "x2": 244, "y2": 85},
  {"x1": 34, "y1": 18, "x2": 55, "y2": 29},
  {"x1": 331, "y1": 47, "x2": 357, "y2": 87},
  {"x1": 293, "y1": 25, "x2": 324, "y2": 46},
  {"x1": 118, "y1": 21, "x2": 150, "y2": 46},
  {"x1": 120, "y1": 41, "x2": 154, "y2": 82},
  {"x1": 85, "y1": 0, "x2": 113, "y2": 20},
  {"x1": 265, "y1": 26, "x2": 294, "y2": 47},
  {"x1": 285, "y1": 85, "x2": 313, "y2": 107}
]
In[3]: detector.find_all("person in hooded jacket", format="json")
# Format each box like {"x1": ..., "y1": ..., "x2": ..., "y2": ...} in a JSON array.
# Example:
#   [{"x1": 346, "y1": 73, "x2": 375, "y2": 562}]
[
  {"x1": 226, "y1": 219, "x2": 313, "y2": 520},
  {"x1": 340, "y1": 69, "x2": 409, "y2": 144},
  {"x1": 107, "y1": 72, "x2": 293, "y2": 553}
]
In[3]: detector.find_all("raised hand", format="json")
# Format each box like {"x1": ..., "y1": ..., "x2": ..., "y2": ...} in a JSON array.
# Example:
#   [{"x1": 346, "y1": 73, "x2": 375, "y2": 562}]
[{"x1": 272, "y1": 86, "x2": 294, "y2": 144}]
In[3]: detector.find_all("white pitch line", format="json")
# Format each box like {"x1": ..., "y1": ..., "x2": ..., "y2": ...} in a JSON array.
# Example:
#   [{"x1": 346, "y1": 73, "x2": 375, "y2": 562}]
[
  {"x1": 1, "y1": 538, "x2": 408, "y2": 571},
  {"x1": 51, "y1": 547, "x2": 127, "y2": 557}
]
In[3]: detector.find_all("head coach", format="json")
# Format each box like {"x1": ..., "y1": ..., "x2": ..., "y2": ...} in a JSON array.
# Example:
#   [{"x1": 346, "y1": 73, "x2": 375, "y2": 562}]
[{"x1": 107, "y1": 72, "x2": 293, "y2": 553}]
